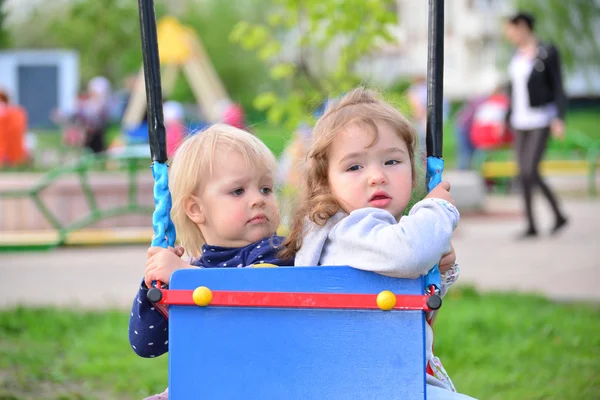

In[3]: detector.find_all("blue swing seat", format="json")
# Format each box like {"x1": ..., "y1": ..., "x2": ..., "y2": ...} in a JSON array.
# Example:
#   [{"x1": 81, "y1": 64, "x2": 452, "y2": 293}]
[{"x1": 166, "y1": 266, "x2": 431, "y2": 399}]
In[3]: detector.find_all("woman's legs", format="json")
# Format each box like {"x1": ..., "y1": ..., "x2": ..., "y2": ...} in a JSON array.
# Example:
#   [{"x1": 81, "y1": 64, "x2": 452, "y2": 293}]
[
  {"x1": 515, "y1": 128, "x2": 567, "y2": 235},
  {"x1": 515, "y1": 130, "x2": 537, "y2": 234},
  {"x1": 85, "y1": 129, "x2": 106, "y2": 154}
]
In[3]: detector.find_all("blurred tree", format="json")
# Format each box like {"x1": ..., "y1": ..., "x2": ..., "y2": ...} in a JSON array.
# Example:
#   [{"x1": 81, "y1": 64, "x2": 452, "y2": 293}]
[
  {"x1": 9, "y1": 0, "x2": 272, "y2": 119},
  {"x1": 230, "y1": 0, "x2": 398, "y2": 130},
  {"x1": 47, "y1": 0, "x2": 166, "y2": 86},
  {"x1": 514, "y1": 0, "x2": 600, "y2": 73},
  {"x1": 8, "y1": 0, "x2": 163, "y2": 85},
  {"x1": 0, "y1": 0, "x2": 11, "y2": 48}
]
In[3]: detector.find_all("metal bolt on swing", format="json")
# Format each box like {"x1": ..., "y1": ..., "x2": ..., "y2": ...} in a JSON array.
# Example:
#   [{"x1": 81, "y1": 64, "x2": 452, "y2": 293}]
[{"x1": 147, "y1": 287, "x2": 164, "y2": 303}]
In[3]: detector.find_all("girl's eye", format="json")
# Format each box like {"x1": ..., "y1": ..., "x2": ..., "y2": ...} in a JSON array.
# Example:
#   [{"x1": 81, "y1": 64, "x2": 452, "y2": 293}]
[
  {"x1": 231, "y1": 188, "x2": 245, "y2": 196},
  {"x1": 385, "y1": 159, "x2": 400, "y2": 166},
  {"x1": 260, "y1": 186, "x2": 273, "y2": 195},
  {"x1": 347, "y1": 164, "x2": 362, "y2": 172}
]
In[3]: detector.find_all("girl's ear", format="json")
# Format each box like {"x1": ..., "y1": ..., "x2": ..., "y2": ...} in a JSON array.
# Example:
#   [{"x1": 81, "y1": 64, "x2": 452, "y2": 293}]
[{"x1": 185, "y1": 195, "x2": 205, "y2": 225}]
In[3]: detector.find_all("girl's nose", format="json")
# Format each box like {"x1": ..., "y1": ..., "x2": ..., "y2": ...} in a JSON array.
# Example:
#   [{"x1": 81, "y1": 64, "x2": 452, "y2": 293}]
[
  {"x1": 251, "y1": 192, "x2": 266, "y2": 207},
  {"x1": 368, "y1": 167, "x2": 387, "y2": 186}
]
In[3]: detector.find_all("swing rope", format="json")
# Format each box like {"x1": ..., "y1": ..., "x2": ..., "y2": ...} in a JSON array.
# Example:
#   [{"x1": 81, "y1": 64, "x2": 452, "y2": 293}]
[
  {"x1": 138, "y1": 0, "x2": 175, "y2": 252},
  {"x1": 423, "y1": 0, "x2": 446, "y2": 379},
  {"x1": 137, "y1": 0, "x2": 446, "y2": 320},
  {"x1": 424, "y1": 0, "x2": 445, "y2": 294},
  {"x1": 137, "y1": 0, "x2": 175, "y2": 315}
]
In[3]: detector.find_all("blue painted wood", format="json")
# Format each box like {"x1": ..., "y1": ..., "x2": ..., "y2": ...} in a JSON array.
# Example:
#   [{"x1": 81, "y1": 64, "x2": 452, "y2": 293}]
[{"x1": 168, "y1": 266, "x2": 427, "y2": 399}]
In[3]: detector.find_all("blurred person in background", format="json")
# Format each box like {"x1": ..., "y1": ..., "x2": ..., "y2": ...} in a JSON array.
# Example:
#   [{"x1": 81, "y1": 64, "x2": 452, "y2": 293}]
[
  {"x1": 503, "y1": 11, "x2": 568, "y2": 238},
  {"x1": 163, "y1": 100, "x2": 186, "y2": 158},
  {"x1": 79, "y1": 76, "x2": 112, "y2": 154},
  {"x1": 454, "y1": 94, "x2": 487, "y2": 170},
  {"x1": 408, "y1": 74, "x2": 449, "y2": 169},
  {"x1": 222, "y1": 102, "x2": 246, "y2": 130},
  {"x1": 0, "y1": 89, "x2": 28, "y2": 167},
  {"x1": 454, "y1": 74, "x2": 512, "y2": 170},
  {"x1": 53, "y1": 76, "x2": 112, "y2": 154},
  {"x1": 275, "y1": 101, "x2": 329, "y2": 232},
  {"x1": 469, "y1": 81, "x2": 514, "y2": 153}
]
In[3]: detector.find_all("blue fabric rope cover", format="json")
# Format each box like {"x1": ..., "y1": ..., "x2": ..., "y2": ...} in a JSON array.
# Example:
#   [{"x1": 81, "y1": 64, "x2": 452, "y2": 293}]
[
  {"x1": 151, "y1": 162, "x2": 176, "y2": 249},
  {"x1": 424, "y1": 156, "x2": 444, "y2": 291}
]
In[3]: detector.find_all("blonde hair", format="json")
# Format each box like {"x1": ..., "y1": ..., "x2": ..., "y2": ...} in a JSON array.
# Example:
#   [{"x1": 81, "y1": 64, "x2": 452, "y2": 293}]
[
  {"x1": 170, "y1": 123, "x2": 277, "y2": 257},
  {"x1": 280, "y1": 87, "x2": 417, "y2": 260}
]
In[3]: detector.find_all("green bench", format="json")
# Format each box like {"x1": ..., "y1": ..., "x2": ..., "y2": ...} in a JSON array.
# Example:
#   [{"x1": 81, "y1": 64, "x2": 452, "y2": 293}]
[{"x1": 474, "y1": 129, "x2": 600, "y2": 196}]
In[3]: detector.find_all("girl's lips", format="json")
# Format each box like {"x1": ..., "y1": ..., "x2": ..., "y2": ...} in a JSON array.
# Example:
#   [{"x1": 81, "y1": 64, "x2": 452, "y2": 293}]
[
  {"x1": 369, "y1": 197, "x2": 391, "y2": 207},
  {"x1": 369, "y1": 191, "x2": 391, "y2": 208},
  {"x1": 248, "y1": 215, "x2": 267, "y2": 224},
  {"x1": 369, "y1": 191, "x2": 390, "y2": 200}
]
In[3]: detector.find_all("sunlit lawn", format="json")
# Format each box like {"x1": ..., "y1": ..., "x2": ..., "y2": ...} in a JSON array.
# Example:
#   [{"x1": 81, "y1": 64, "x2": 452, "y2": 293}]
[{"x1": 1, "y1": 287, "x2": 598, "y2": 399}]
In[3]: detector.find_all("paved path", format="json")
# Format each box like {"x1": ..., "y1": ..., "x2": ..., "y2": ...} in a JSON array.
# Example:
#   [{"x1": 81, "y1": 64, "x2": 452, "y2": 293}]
[
  {"x1": 1, "y1": 194, "x2": 598, "y2": 309},
  {"x1": 454, "y1": 195, "x2": 598, "y2": 302}
]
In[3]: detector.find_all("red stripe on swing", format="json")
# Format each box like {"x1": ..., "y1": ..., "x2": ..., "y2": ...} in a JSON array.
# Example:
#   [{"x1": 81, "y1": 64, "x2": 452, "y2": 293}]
[{"x1": 158, "y1": 290, "x2": 433, "y2": 311}]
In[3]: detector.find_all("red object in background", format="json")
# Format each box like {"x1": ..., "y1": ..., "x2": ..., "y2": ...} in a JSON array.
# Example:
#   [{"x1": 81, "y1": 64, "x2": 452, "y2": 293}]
[
  {"x1": 0, "y1": 105, "x2": 28, "y2": 166},
  {"x1": 470, "y1": 93, "x2": 514, "y2": 149},
  {"x1": 222, "y1": 103, "x2": 245, "y2": 130},
  {"x1": 166, "y1": 122, "x2": 184, "y2": 158},
  {"x1": 63, "y1": 126, "x2": 85, "y2": 147}
]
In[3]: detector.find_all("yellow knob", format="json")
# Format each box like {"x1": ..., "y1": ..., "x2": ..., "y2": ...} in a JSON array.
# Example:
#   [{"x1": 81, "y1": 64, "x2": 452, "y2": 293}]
[
  {"x1": 377, "y1": 290, "x2": 397, "y2": 311},
  {"x1": 192, "y1": 286, "x2": 213, "y2": 306},
  {"x1": 250, "y1": 263, "x2": 278, "y2": 268}
]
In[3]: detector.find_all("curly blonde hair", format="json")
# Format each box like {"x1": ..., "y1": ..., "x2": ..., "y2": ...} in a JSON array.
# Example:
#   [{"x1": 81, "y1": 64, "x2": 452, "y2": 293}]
[
  {"x1": 280, "y1": 87, "x2": 417, "y2": 261},
  {"x1": 169, "y1": 124, "x2": 277, "y2": 257}
]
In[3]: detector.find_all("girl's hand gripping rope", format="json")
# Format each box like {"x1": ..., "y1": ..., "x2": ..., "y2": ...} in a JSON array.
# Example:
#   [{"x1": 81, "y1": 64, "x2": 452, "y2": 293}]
[
  {"x1": 145, "y1": 246, "x2": 189, "y2": 289},
  {"x1": 425, "y1": 181, "x2": 455, "y2": 206}
]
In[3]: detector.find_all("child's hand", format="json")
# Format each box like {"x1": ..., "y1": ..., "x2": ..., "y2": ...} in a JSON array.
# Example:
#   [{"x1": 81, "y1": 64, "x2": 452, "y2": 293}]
[
  {"x1": 425, "y1": 181, "x2": 455, "y2": 206},
  {"x1": 438, "y1": 243, "x2": 456, "y2": 273},
  {"x1": 145, "y1": 247, "x2": 190, "y2": 288},
  {"x1": 550, "y1": 118, "x2": 565, "y2": 140},
  {"x1": 147, "y1": 245, "x2": 185, "y2": 260}
]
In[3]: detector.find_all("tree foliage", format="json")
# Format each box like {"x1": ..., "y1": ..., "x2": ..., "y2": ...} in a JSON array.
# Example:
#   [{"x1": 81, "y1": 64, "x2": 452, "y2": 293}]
[
  {"x1": 7, "y1": 0, "x2": 270, "y2": 115},
  {"x1": 230, "y1": 0, "x2": 398, "y2": 130},
  {"x1": 9, "y1": 0, "x2": 156, "y2": 85},
  {"x1": 0, "y1": 0, "x2": 11, "y2": 49},
  {"x1": 51, "y1": 0, "x2": 168, "y2": 86}
]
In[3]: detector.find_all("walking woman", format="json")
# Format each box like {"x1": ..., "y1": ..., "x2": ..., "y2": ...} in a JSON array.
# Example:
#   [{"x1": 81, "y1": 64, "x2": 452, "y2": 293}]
[{"x1": 503, "y1": 11, "x2": 568, "y2": 237}]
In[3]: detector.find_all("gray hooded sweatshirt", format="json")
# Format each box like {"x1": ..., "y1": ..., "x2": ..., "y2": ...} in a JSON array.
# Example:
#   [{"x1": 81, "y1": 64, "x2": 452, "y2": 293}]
[
  {"x1": 295, "y1": 198, "x2": 459, "y2": 278},
  {"x1": 295, "y1": 197, "x2": 461, "y2": 391}
]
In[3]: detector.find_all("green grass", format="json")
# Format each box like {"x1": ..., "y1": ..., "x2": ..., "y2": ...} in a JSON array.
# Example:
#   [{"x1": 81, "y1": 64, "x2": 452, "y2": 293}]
[
  {"x1": 436, "y1": 288, "x2": 600, "y2": 399},
  {"x1": 0, "y1": 309, "x2": 168, "y2": 400},
  {"x1": 1, "y1": 288, "x2": 598, "y2": 399},
  {"x1": 565, "y1": 109, "x2": 600, "y2": 140}
]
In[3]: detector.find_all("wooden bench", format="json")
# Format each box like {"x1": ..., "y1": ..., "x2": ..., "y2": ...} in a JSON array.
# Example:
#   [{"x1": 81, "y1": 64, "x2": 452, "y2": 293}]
[
  {"x1": 475, "y1": 129, "x2": 600, "y2": 196},
  {"x1": 479, "y1": 158, "x2": 599, "y2": 196}
]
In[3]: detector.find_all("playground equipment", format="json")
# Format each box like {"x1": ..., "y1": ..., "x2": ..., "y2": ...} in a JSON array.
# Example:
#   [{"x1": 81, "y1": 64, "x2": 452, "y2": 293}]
[
  {"x1": 137, "y1": 0, "x2": 448, "y2": 398},
  {"x1": 0, "y1": 153, "x2": 154, "y2": 251},
  {"x1": 122, "y1": 16, "x2": 231, "y2": 138},
  {"x1": 159, "y1": 267, "x2": 440, "y2": 398}
]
